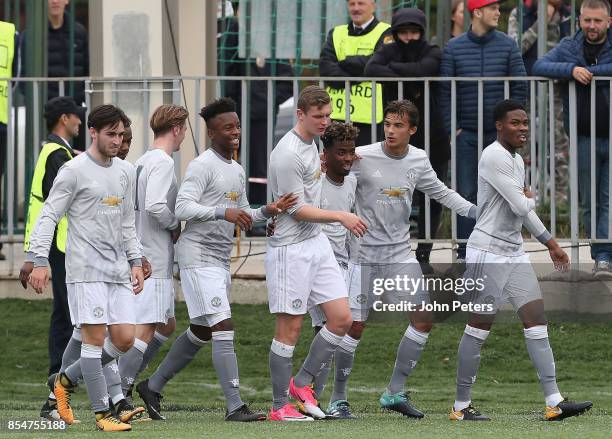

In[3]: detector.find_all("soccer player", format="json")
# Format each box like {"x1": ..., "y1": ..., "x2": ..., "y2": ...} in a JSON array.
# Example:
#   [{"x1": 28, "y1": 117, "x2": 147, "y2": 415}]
[
  {"x1": 449, "y1": 99, "x2": 593, "y2": 421},
  {"x1": 27, "y1": 104, "x2": 144, "y2": 432},
  {"x1": 137, "y1": 97, "x2": 295, "y2": 422},
  {"x1": 117, "y1": 105, "x2": 187, "y2": 412},
  {"x1": 266, "y1": 86, "x2": 367, "y2": 422},
  {"x1": 346, "y1": 100, "x2": 477, "y2": 419},
  {"x1": 306, "y1": 122, "x2": 359, "y2": 419}
]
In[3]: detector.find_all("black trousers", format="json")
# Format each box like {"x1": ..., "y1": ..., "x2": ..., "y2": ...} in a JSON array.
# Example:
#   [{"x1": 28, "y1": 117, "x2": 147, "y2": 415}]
[
  {"x1": 415, "y1": 160, "x2": 449, "y2": 262},
  {"x1": 48, "y1": 244, "x2": 72, "y2": 375},
  {"x1": 0, "y1": 123, "x2": 6, "y2": 251},
  {"x1": 248, "y1": 119, "x2": 269, "y2": 207}
]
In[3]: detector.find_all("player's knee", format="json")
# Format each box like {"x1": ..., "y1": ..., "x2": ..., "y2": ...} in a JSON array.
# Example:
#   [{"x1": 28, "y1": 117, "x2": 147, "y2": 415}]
[
  {"x1": 157, "y1": 318, "x2": 176, "y2": 337},
  {"x1": 189, "y1": 324, "x2": 212, "y2": 341},
  {"x1": 211, "y1": 318, "x2": 233, "y2": 332},
  {"x1": 327, "y1": 312, "x2": 352, "y2": 335},
  {"x1": 348, "y1": 320, "x2": 366, "y2": 339},
  {"x1": 412, "y1": 321, "x2": 433, "y2": 334},
  {"x1": 111, "y1": 336, "x2": 135, "y2": 353}
]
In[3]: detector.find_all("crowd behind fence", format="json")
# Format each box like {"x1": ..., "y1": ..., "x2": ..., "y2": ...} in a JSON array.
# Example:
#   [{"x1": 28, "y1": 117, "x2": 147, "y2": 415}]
[{"x1": 1, "y1": 75, "x2": 610, "y2": 273}]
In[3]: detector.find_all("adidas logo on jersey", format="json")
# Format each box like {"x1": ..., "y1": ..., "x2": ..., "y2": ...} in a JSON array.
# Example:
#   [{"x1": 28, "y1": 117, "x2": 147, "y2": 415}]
[{"x1": 371, "y1": 170, "x2": 382, "y2": 178}]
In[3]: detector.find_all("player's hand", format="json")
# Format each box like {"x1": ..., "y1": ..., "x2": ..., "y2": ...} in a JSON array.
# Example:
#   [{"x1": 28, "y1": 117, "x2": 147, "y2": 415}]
[
  {"x1": 131, "y1": 266, "x2": 144, "y2": 294},
  {"x1": 266, "y1": 216, "x2": 277, "y2": 237},
  {"x1": 267, "y1": 192, "x2": 298, "y2": 215},
  {"x1": 339, "y1": 212, "x2": 367, "y2": 237},
  {"x1": 28, "y1": 266, "x2": 49, "y2": 295},
  {"x1": 572, "y1": 67, "x2": 593, "y2": 85},
  {"x1": 171, "y1": 227, "x2": 181, "y2": 244},
  {"x1": 548, "y1": 244, "x2": 569, "y2": 272},
  {"x1": 19, "y1": 261, "x2": 34, "y2": 289},
  {"x1": 142, "y1": 256, "x2": 152, "y2": 280},
  {"x1": 523, "y1": 187, "x2": 534, "y2": 199},
  {"x1": 320, "y1": 152, "x2": 327, "y2": 173},
  {"x1": 225, "y1": 208, "x2": 253, "y2": 231}
]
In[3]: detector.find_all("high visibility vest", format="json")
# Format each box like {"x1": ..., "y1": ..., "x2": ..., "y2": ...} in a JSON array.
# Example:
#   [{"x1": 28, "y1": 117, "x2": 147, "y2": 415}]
[
  {"x1": 24, "y1": 143, "x2": 73, "y2": 253},
  {"x1": 327, "y1": 22, "x2": 390, "y2": 124},
  {"x1": 0, "y1": 21, "x2": 15, "y2": 125}
]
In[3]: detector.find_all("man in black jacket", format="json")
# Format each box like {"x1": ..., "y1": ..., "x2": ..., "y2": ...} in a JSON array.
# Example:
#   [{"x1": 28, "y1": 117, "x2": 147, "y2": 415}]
[
  {"x1": 320, "y1": 0, "x2": 391, "y2": 147},
  {"x1": 47, "y1": 0, "x2": 89, "y2": 150},
  {"x1": 365, "y1": 8, "x2": 450, "y2": 272}
]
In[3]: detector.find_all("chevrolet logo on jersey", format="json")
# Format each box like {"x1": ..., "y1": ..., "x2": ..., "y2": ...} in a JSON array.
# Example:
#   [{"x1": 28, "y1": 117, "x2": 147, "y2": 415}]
[
  {"x1": 380, "y1": 187, "x2": 407, "y2": 198},
  {"x1": 224, "y1": 191, "x2": 240, "y2": 202},
  {"x1": 101, "y1": 196, "x2": 123, "y2": 206}
]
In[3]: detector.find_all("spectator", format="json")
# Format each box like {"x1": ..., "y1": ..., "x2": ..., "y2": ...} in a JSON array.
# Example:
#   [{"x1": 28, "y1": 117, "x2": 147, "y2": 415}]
[
  {"x1": 365, "y1": 7, "x2": 450, "y2": 273},
  {"x1": 440, "y1": 0, "x2": 527, "y2": 261},
  {"x1": 218, "y1": 7, "x2": 294, "y2": 220},
  {"x1": 533, "y1": 0, "x2": 612, "y2": 277},
  {"x1": 47, "y1": 0, "x2": 89, "y2": 150},
  {"x1": 451, "y1": 0, "x2": 466, "y2": 38},
  {"x1": 0, "y1": 20, "x2": 20, "y2": 261},
  {"x1": 320, "y1": 0, "x2": 391, "y2": 147},
  {"x1": 21, "y1": 97, "x2": 84, "y2": 377},
  {"x1": 508, "y1": 0, "x2": 573, "y2": 202}
]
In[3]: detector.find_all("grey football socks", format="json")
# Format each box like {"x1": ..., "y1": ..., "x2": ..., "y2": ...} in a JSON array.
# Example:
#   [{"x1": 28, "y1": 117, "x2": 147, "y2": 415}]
[
  {"x1": 454, "y1": 325, "x2": 489, "y2": 411},
  {"x1": 119, "y1": 338, "x2": 147, "y2": 395},
  {"x1": 524, "y1": 325, "x2": 563, "y2": 407},
  {"x1": 103, "y1": 360, "x2": 124, "y2": 405},
  {"x1": 294, "y1": 326, "x2": 343, "y2": 388},
  {"x1": 148, "y1": 328, "x2": 209, "y2": 394},
  {"x1": 387, "y1": 325, "x2": 429, "y2": 394},
  {"x1": 59, "y1": 328, "x2": 82, "y2": 374},
  {"x1": 269, "y1": 339, "x2": 294, "y2": 410},
  {"x1": 80, "y1": 344, "x2": 110, "y2": 413},
  {"x1": 211, "y1": 331, "x2": 243, "y2": 412},
  {"x1": 64, "y1": 339, "x2": 125, "y2": 384},
  {"x1": 139, "y1": 331, "x2": 168, "y2": 374},
  {"x1": 330, "y1": 335, "x2": 360, "y2": 403}
]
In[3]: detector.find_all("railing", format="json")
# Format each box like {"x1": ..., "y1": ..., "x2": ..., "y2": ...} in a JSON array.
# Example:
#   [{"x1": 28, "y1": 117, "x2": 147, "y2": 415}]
[{"x1": 1, "y1": 75, "x2": 610, "y2": 274}]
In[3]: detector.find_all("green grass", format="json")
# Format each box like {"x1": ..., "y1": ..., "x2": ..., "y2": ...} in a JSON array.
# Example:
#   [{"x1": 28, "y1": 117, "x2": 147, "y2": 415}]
[{"x1": 0, "y1": 299, "x2": 610, "y2": 438}]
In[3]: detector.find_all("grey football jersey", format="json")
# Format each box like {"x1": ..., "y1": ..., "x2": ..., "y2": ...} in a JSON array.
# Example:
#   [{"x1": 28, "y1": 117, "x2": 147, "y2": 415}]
[
  {"x1": 134, "y1": 149, "x2": 179, "y2": 278},
  {"x1": 321, "y1": 174, "x2": 356, "y2": 267},
  {"x1": 175, "y1": 148, "x2": 268, "y2": 270},
  {"x1": 468, "y1": 141, "x2": 548, "y2": 256},
  {"x1": 268, "y1": 130, "x2": 322, "y2": 247},
  {"x1": 28, "y1": 152, "x2": 141, "y2": 283},
  {"x1": 349, "y1": 142, "x2": 474, "y2": 264}
]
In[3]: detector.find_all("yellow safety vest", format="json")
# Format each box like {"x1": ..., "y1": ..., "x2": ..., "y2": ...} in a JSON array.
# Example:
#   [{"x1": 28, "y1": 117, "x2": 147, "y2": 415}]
[
  {"x1": 327, "y1": 21, "x2": 390, "y2": 124},
  {"x1": 0, "y1": 21, "x2": 15, "y2": 125},
  {"x1": 24, "y1": 143, "x2": 73, "y2": 253}
]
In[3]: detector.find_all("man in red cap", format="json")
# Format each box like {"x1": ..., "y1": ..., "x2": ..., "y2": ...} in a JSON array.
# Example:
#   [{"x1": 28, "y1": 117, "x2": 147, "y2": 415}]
[{"x1": 440, "y1": 0, "x2": 527, "y2": 263}]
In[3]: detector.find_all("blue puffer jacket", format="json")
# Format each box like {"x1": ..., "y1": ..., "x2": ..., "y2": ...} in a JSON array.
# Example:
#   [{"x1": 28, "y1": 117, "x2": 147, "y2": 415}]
[
  {"x1": 533, "y1": 30, "x2": 612, "y2": 137},
  {"x1": 440, "y1": 28, "x2": 527, "y2": 133}
]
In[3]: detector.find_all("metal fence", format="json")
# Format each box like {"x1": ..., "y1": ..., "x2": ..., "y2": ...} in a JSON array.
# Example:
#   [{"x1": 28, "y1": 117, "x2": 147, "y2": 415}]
[{"x1": 1, "y1": 75, "x2": 610, "y2": 274}]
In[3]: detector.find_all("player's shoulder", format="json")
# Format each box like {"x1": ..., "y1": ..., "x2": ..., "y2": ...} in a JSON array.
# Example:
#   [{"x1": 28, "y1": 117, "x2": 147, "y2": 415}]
[
  {"x1": 343, "y1": 173, "x2": 357, "y2": 191},
  {"x1": 356, "y1": 142, "x2": 382, "y2": 156},
  {"x1": 408, "y1": 145, "x2": 428, "y2": 159}
]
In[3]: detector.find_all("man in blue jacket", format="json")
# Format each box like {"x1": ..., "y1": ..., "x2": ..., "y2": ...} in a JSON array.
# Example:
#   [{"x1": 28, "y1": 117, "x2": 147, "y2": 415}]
[
  {"x1": 533, "y1": 0, "x2": 612, "y2": 277},
  {"x1": 440, "y1": 0, "x2": 527, "y2": 261}
]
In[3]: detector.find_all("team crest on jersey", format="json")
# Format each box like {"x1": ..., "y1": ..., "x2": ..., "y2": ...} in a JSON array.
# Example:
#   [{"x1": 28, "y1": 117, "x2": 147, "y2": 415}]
[
  {"x1": 93, "y1": 307, "x2": 104, "y2": 318},
  {"x1": 292, "y1": 299, "x2": 302, "y2": 309},
  {"x1": 211, "y1": 296, "x2": 222, "y2": 307},
  {"x1": 406, "y1": 169, "x2": 417, "y2": 182},
  {"x1": 119, "y1": 174, "x2": 128, "y2": 193},
  {"x1": 380, "y1": 187, "x2": 407, "y2": 198},
  {"x1": 224, "y1": 191, "x2": 240, "y2": 202}
]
